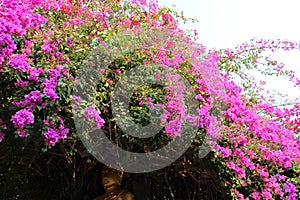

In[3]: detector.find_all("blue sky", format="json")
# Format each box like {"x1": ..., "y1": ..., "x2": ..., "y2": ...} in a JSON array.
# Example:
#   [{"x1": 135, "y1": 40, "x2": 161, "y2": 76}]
[{"x1": 158, "y1": 0, "x2": 300, "y2": 105}]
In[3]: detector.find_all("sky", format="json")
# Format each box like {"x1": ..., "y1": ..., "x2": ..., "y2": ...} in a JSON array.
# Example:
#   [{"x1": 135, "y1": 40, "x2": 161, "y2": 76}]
[{"x1": 158, "y1": 0, "x2": 300, "y2": 105}]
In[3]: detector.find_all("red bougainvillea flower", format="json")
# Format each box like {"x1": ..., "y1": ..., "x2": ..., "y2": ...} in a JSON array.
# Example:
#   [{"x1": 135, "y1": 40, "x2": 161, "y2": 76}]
[
  {"x1": 162, "y1": 13, "x2": 173, "y2": 23},
  {"x1": 130, "y1": 17, "x2": 141, "y2": 27},
  {"x1": 61, "y1": 4, "x2": 71, "y2": 15}
]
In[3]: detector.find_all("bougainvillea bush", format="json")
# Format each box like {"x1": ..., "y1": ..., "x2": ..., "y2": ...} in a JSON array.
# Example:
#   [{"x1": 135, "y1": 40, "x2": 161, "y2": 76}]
[{"x1": 0, "y1": 0, "x2": 299, "y2": 199}]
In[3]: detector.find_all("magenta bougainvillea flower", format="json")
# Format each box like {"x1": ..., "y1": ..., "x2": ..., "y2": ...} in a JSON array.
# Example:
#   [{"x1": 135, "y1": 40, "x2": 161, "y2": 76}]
[
  {"x1": 11, "y1": 108, "x2": 34, "y2": 129},
  {"x1": 0, "y1": 0, "x2": 299, "y2": 199},
  {"x1": 84, "y1": 105, "x2": 105, "y2": 129}
]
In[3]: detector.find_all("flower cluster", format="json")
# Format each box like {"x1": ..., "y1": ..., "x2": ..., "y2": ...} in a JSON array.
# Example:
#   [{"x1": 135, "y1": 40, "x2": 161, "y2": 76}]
[
  {"x1": 12, "y1": 90, "x2": 43, "y2": 109},
  {"x1": 161, "y1": 73, "x2": 186, "y2": 137},
  {"x1": 10, "y1": 109, "x2": 34, "y2": 137},
  {"x1": 44, "y1": 125, "x2": 69, "y2": 146},
  {"x1": 284, "y1": 182, "x2": 298, "y2": 200},
  {"x1": 11, "y1": 108, "x2": 34, "y2": 129},
  {"x1": 84, "y1": 105, "x2": 105, "y2": 129},
  {"x1": 41, "y1": 65, "x2": 69, "y2": 102},
  {"x1": 0, "y1": 0, "x2": 46, "y2": 65},
  {"x1": 42, "y1": 78, "x2": 59, "y2": 101},
  {"x1": 213, "y1": 70, "x2": 300, "y2": 199},
  {"x1": 7, "y1": 55, "x2": 31, "y2": 72},
  {"x1": 42, "y1": 116, "x2": 69, "y2": 146}
]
